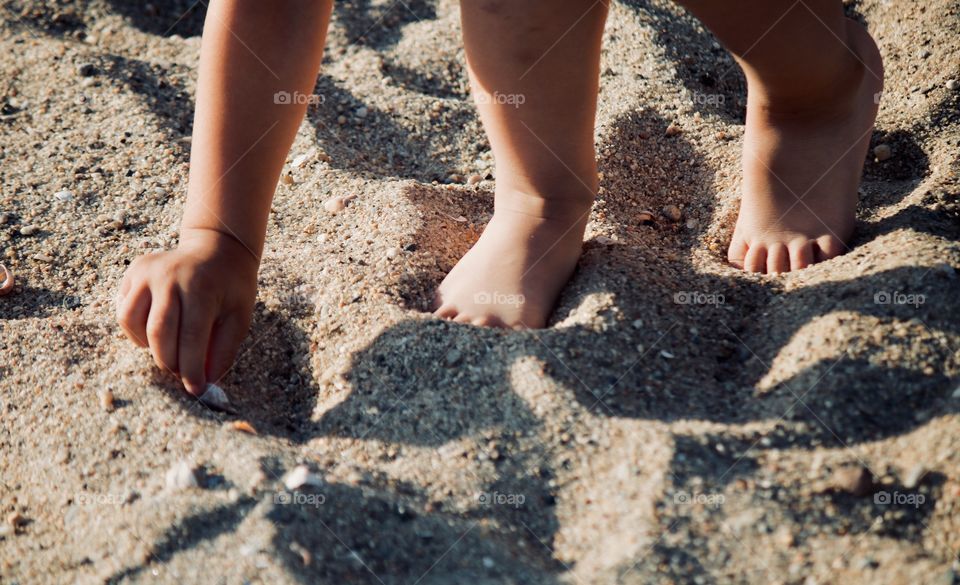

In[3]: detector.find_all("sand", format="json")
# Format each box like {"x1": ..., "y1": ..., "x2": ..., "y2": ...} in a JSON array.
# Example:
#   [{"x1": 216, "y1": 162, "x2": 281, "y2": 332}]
[{"x1": 1, "y1": 0, "x2": 959, "y2": 583}]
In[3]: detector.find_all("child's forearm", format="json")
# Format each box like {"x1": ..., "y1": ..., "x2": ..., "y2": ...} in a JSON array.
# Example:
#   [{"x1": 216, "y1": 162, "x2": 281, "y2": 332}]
[{"x1": 181, "y1": 0, "x2": 333, "y2": 260}]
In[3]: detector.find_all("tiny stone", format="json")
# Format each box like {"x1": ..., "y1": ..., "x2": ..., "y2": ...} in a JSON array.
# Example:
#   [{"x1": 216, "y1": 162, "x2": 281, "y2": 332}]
[
  {"x1": 873, "y1": 144, "x2": 892, "y2": 161},
  {"x1": 77, "y1": 63, "x2": 97, "y2": 77},
  {"x1": 947, "y1": 79, "x2": 958, "y2": 91},
  {"x1": 831, "y1": 464, "x2": 874, "y2": 497},
  {"x1": 337, "y1": 115, "x2": 347, "y2": 125},
  {"x1": 198, "y1": 383, "x2": 231, "y2": 411},
  {"x1": 660, "y1": 350, "x2": 675, "y2": 359},
  {"x1": 355, "y1": 107, "x2": 368, "y2": 118},
  {"x1": 0, "y1": 213, "x2": 8, "y2": 224},
  {"x1": 7, "y1": 512, "x2": 25, "y2": 529},
  {"x1": 482, "y1": 557, "x2": 495, "y2": 569},
  {"x1": 323, "y1": 196, "x2": 346, "y2": 214},
  {"x1": 662, "y1": 204, "x2": 682, "y2": 222},
  {"x1": 665, "y1": 123, "x2": 681, "y2": 136},
  {"x1": 98, "y1": 388, "x2": 115, "y2": 411},
  {"x1": 445, "y1": 349, "x2": 462, "y2": 366},
  {"x1": 291, "y1": 153, "x2": 311, "y2": 168},
  {"x1": 54, "y1": 190, "x2": 75, "y2": 202},
  {"x1": 447, "y1": 173, "x2": 464, "y2": 184},
  {"x1": 685, "y1": 218, "x2": 697, "y2": 229},
  {"x1": 637, "y1": 210, "x2": 655, "y2": 225},
  {"x1": 467, "y1": 174, "x2": 483, "y2": 185},
  {"x1": 385, "y1": 247, "x2": 399, "y2": 259},
  {"x1": 281, "y1": 173, "x2": 294, "y2": 185},
  {"x1": 283, "y1": 464, "x2": 323, "y2": 490},
  {"x1": 165, "y1": 460, "x2": 199, "y2": 491},
  {"x1": 902, "y1": 464, "x2": 928, "y2": 489},
  {"x1": 32, "y1": 254, "x2": 54, "y2": 263},
  {"x1": 19, "y1": 225, "x2": 38, "y2": 236}
]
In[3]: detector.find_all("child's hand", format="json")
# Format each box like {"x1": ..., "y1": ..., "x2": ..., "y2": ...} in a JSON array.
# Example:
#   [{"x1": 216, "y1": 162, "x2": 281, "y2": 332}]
[{"x1": 116, "y1": 229, "x2": 259, "y2": 396}]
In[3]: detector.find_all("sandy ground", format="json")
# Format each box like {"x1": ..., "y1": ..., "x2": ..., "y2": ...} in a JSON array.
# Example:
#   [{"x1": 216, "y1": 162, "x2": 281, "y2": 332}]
[{"x1": 1, "y1": 0, "x2": 959, "y2": 583}]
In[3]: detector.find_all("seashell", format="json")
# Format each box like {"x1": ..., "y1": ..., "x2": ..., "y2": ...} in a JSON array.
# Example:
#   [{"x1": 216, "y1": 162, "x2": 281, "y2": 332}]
[
  {"x1": 198, "y1": 383, "x2": 233, "y2": 412},
  {"x1": 283, "y1": 464, "x2": 324, "y2": 490},
  {"x1": 231, "y1": 420, "x2": 257, "y2": 435},
  {"x1": 637, "y1": 210, "x2": 655, "y2": 225},
  {"x1": 0, "y1": 265, "x2": 13, "y2": 296}
]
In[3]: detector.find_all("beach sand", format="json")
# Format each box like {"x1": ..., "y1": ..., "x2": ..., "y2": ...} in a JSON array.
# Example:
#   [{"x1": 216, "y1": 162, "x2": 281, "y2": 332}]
[{"x1": 1, "y1": 0, "x2": 959, "y2": 582}]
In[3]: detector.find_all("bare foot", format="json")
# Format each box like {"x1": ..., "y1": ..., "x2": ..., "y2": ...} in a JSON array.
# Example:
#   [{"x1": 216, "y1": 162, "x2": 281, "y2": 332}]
[
  {"x1": 434, "y1": 200, "x2": 589, "y2": 329},
  {"x1": 728, "y1": 19, "x2": 883, "y2": 273}
]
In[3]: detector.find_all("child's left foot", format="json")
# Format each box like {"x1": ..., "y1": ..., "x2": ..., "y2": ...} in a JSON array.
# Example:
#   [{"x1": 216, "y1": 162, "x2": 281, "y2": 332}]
[
  {"x1": 434, "y1": 199, "x2": 589, "y2": 329},
  {"x1": 728, "y1": 19, "x2": 883, "y2": 273}
]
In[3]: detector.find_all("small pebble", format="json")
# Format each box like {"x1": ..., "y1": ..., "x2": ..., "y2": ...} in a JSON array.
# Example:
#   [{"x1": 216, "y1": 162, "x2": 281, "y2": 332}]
[
  {"x1": 385, "y1": 247, "x2": 399, "y2": 259},
  {"x1": 873, "y1": 144, "x2": 892, "y2": 161},
  {"x1": 98, "y1": 388, "x2": 114, "y2": 411},
  {"x1": 355, "y1": 107, "x2": 368, "y2": 119},
  {"x1": 665, "y1": 123, "x2": 681, "y2": 137},
  {"x1": 54, "y1": 190, "x2": 75, "y2": 202},
  {"x1": 7, "y1": 512, "x2": 25, "y2": 530},
  {"x1": 323, "y1": 196, "x2": 353, "y2": 214},
  {"x1": 283, "y1": 465, "x2": 324, "y2": 490},
  {"x1": 337, "y1": 115, "x2": 347, "y2": 125},
  {"x1": 0, "y1": 213, "x2": 8, "y2": 224},
  {"x1": 637, "y1": 210, "x2": 655, "y2": 225},
  {"x1": 198, "y1": 383, "x2": 232, "y2": 411},
  {"x1": 445, "y1": 349, "x2": 462, "y2": 367},
  {"x1": 467, "y1": 174, "x2": 483, "y2": 185},
  {"x1": 902, "y1": 464, "x2": 928, "y2": 489},
  {"x1": 662, "y1": 204, "x2": 682, "y2": 222},
  {"x1": 77, "y1": 63, "x2": 97, "y2": 77},
  {"x1": 165, "y1": 461, "x2": 199, "y2": 491},
  {"x1": 831, "y1": 464, "x2": 874, "y2": 497},
  {"x1": 660, "y1": 350, "x2": 675, "y2": 359},
  {"x1": 947, "y1": 79, "x2": 958, "y2": 91},
  {"x1": 32, "y1": 253, "x2": 54, "y2": 263},
  {"x1": 281, "y1": 173, "x2": 294, "y2": 185},
  {"x1": 19, "y1": 225, "x2": 38, "y2": 236},
  {"x1": 291, "y1": 153, "x2": 311, "y2": 168}
]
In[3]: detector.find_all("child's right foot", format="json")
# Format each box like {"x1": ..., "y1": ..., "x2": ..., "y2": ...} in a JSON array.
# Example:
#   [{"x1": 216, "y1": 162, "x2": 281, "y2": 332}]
[{"x1": 727, "y1": 19, "x2": 883, "y2": 273}]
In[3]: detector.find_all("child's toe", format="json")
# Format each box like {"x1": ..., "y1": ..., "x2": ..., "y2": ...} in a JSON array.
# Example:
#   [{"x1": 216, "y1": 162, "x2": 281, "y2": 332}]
[
  {"x1": 766, "y1": 242, "x2": 790, "y2": 274},
  {"x1": 789, "y1": 239, "x2": 816, "y2": 271},
  {"x1": 814, "y1": 235, "x2": 847, "y2": 263},
  {"x1": 744, "y1": 245, "x2": 768, "y2": 273}
]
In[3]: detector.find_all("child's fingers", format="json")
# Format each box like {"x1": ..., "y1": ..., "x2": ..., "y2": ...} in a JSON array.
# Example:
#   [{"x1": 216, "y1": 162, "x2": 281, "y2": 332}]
[
  {"x1": 178, "y1": 301, "x2": 216, "y2": 396},
  {"x1": 116, "y1": 285, "x2": 151, "y2": 348},
  {"x1": 146, "y1": 289, "x2": 181, "y2": 375},
  {"x1": 205, "y1": 314, "x2": 250, "y2": 386}
]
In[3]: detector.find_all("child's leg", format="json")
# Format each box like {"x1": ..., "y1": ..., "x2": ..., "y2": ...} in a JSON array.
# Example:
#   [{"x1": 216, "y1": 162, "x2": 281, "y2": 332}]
[
  {"x1": 677, "y1": 0, "x2": 882, "y2": 273},
  {"x1": 435, "y1": 0, "x2": 609, "y2": 328}
]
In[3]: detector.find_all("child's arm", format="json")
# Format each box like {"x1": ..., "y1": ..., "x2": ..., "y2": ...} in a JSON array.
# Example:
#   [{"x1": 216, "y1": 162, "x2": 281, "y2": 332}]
[{"x1": 117, "y1": 0, "x2": 332, "y2": 395}]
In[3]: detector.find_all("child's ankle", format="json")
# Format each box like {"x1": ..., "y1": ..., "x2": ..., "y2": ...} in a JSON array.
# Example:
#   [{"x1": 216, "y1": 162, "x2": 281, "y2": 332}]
[
  {"x1": 493, "y1": 186, "x2": 596, "y2": 222},
  {"x1": 743, "y1": 22, "x2": 871, "y2": 116}
]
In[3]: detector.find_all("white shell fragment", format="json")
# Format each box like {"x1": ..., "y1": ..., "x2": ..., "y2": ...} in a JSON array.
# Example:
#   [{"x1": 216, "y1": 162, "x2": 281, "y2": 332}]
[
  {"x1": 54, "y1": 190, "x2": 75, "y2": 202},
  {"x1": 323, "y1": 195, "x2": 356, "y2": 214},
  {"x1": 0, "y1": 264, "x2": 13, "y2": 296},
  {"x1": 283, "y1": 465, "x2": 324, "y2": 490},
  {"x1": 199, "y1": 383, "x2": 232, "y2": 411},
  {"x1": 165, "y1": 460, "x2": 199, "y2": 491}
]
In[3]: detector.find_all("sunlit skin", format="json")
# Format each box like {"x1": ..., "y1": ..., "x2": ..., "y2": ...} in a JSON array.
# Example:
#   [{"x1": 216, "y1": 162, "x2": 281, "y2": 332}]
[{"x1": 117, "y1": 0, "x2": 884, "y2": 396}]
